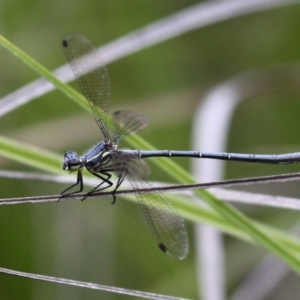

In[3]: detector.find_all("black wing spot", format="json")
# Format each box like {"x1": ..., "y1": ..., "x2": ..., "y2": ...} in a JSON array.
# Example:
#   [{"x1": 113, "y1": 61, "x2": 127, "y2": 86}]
[
  {"x1": 62, "y1": 39, "x2": 68, "y2": 48},
  {"x1": 159, "y1": 243, "x2": 167, "y2": 253}
]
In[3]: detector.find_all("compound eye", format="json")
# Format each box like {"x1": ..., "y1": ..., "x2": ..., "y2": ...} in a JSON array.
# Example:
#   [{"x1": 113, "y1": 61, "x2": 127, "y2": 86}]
[
  {"x1": 62, "y1": 151, "x2": 80, "y2": 171},
  {"x1": 64, "y1": 151, "x2": 77, "y2": 159}
]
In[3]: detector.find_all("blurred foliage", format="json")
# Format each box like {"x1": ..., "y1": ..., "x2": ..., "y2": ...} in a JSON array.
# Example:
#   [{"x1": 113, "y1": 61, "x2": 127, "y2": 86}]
[{"x1": 1, "y1": 1, "x2": 300, "y2": 299}]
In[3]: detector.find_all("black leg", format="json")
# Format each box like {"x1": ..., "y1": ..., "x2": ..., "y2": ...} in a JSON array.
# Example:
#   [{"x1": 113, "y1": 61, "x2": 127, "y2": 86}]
[
  {"x1": 80, "y1": 170, "x2": 114, "y2": 201},
  {"x1": 59, "y1": 169, "x2": 83, "y2": 201},
  {"x1": 84, "y1": 162, "x2": 127, "y2": 204},
  {"x1": 111, "y1": 168, "x2": 127, "y2": 204}
]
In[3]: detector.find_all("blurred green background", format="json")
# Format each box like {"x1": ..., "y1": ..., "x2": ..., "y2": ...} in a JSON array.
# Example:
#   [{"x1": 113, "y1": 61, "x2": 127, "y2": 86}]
[{"x1": 1, "y1": 1, "x2": 300, "y2": 299}]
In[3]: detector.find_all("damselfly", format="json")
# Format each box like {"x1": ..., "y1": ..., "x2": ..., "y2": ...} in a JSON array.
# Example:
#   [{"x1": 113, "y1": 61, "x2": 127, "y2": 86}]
[{"x1": 61, "y1": 34, "x2": 300, "y2": 260}]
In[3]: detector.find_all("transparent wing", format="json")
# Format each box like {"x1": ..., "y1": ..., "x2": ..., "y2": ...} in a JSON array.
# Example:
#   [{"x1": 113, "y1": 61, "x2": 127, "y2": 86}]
[
  {"x1": 63, "y1": 33, "x2": 111, "y2": 140},
  {"x1": 113, "y1": 152, "x2": 188, "y2": 259},
  {"x1": 128, "y1": 167, "x2": 188, "y2": 260},
  {"x1": 112, "y1": 110, "x2": 149, "y2": 144},
  {"x1": 127, "y1": 158, "x2": 151, "y2": 181}
]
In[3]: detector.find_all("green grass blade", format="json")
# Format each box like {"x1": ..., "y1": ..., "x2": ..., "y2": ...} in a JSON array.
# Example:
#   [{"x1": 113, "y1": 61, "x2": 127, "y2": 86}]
[
  {"x1": 0, "y1": 34, "x2": 88, "y2": 111},
  {"x1": 0, "y1": 136, "x2": 61, "y2": 173}
]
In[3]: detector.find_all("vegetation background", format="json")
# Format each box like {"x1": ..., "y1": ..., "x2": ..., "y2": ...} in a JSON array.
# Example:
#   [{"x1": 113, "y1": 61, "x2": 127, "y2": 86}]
[{"x1": 1, "y1": 1, "x2": 300, "y2": 299}]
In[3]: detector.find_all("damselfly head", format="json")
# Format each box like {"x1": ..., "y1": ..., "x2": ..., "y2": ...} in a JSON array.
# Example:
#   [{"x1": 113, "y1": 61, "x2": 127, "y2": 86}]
[{"x1": 62, "y1": 151, "x2": 82, "y2": 171}]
